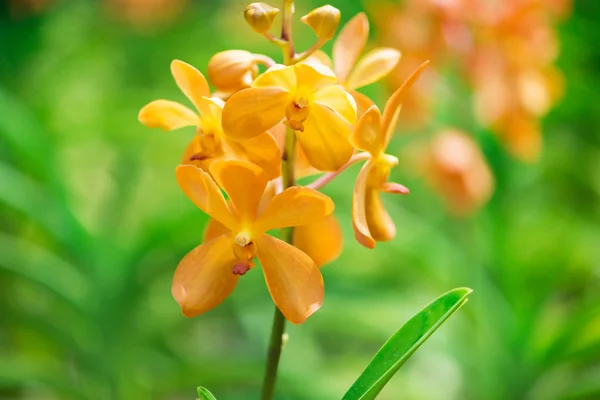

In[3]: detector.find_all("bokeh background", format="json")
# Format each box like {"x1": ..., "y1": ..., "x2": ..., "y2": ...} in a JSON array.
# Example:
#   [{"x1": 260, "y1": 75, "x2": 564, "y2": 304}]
[{"x1": 1, "y1": 0, "x2": 599, "y2": 399}]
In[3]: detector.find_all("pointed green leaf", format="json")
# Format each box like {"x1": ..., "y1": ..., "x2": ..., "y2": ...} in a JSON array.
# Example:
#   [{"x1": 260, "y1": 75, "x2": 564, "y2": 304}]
[
  {"x1": 342, "y1": 287, "x2": 473, "y2": 400},
  {"x1": 197, "y1": 386, "x2": 217, "y2": 400}
]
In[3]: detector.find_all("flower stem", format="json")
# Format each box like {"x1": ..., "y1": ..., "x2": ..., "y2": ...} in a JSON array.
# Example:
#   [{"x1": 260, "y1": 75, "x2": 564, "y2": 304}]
[
  {"x1": 261, "y1": 3, "x2": 297, "y2": 398},
  {"x1": 307, "y1": 152, "x2": 371, "y2": 190}
]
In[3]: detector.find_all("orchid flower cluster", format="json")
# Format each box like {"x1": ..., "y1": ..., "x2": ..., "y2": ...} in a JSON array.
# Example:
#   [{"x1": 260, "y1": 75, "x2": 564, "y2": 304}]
[{"x1": 138, "y1": 1, "x2": 428, "y2": 397}]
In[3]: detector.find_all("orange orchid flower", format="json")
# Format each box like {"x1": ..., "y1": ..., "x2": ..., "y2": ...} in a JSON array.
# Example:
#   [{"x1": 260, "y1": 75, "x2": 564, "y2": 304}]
[
  {"x1": 138, "y1": 60, "x2": 280, "y2": 179},
  {"x1": 351, "y1": 61, "x2": 429, "y2": 249},
  {"x1": 332, "y1": 12, "x2": 401, "y2": 92},
  {"x1": 173, "y1": 160, "x2": 334, "y2": 324},
  {"x1": 204, "y1": 180, "x2": 343, "y2": 268},
  {"x1": 221, "y1": 62, "x2": 357, "y2": 172}
]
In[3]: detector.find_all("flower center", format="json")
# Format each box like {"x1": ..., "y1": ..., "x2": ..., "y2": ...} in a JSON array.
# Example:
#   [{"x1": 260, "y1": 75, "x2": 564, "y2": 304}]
[
  {"x1": 285, "y1": 95, "x2": 311, "y2": 132},
  {"x1": 235, "y1": 231, "x2": 252, "y2": 246},
  {"x1": 190, "y1": 126, "x2": 224, "y2": 161}
]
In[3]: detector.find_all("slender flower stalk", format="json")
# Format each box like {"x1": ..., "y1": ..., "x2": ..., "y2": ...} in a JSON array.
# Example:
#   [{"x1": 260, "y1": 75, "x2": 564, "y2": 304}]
[
  {"x1": 261, "y1": 1, "x2": 297, "y2": 398},
  {"x1": 307, "y1": 152, "x2": 370, "y2": 190}
]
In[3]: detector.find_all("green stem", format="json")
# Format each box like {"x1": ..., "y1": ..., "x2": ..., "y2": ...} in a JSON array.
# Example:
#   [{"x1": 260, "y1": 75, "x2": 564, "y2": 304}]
[
  {"x1": 260, "y1": 128, "x2": 296, "y2": 400},
  {"x1": 261, "y1": 307, "x2": 286, "y2": 400},
  {"x1": 261, "y1": 2, "x2": 297, "y2": 398}
]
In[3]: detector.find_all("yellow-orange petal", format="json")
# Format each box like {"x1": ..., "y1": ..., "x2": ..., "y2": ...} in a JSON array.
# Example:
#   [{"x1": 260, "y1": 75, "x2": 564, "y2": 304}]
[
  {"x1": 209, "y1": 160, "x2": 268, "y2": 223},
  {"x1": 293, "y1": 215, "x2": 343, "y2": 267},
  {"x1": 304, "y1": 49, "x2": 333, "y2": 69},
  {"x1": 350, "y1": 90, "x2": 375, "y2": 119},
  {"x1": 313, "y1": 84, "x2": 357, "y2": 125},
  {"x1": 297, "y1": 103, "x2": 354, "y2": 171},
  {"x1": 350, "y1": 105, "x2": 384, "y2": 155},
  {"x1": 138, "y1": 100, "x2": 199, "y2": 131},
  {"x1": 175, "y1": 164, "x2": 239, "y2": 230},
  {"x1": 251, "y1": 64, "x2": 296, "y2": 90},
  {"x1": 352, "y1": 161, "x2": 375, "y2": 249},
  {"x1": 229, "y1": 131, "x2": 281, "y2": 180},
  {"x1": 203, "y1": 218, "x2": 230, "y2": 242},
  {"x1": 170, "y1": 60, "x2": 212, "y2": 116},
  {"x1": 381, "y1": 61, "x2": 429, "y2": 147},
  {"x1": 253, "y1": 186, "x2": 334, "y2": 233},
  {"x1": 196, "y1": 97, "x2": 224, "y2": 127},
  {"x1": 268, "y1": 123, "x2": 319, "y2": 178},
  {"x1": 222, "y1": 87, "x2": 291, "y2": 140},
  {"x1": 180, "y1": 135, "x2": 220, "y2": 172},
  {"x1": 365, "y1": 188, "x2": 396, "y2": 242},
  {"x1": 255, "y1": 233, "x2": 323, "y2": 324},
  {"x1": 333, "y1": 12, "x2": 369, "y2": 83},
  {"x1": 345, "y1": 48, "x2": 401, "y2": 90},
  {"x1": 294, "y1": 62, "x2": 337, "y2": 92},
  {"x1": 172, "y1": 233, "x2": 238, "y2": 317}
]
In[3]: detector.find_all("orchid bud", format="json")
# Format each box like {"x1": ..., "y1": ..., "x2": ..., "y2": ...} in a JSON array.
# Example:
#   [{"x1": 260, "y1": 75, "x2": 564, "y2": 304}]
[
  {"x1": 244, "y1": 2, "x2": 279, "y2": 34},
  {"x1": 208, "y1": 50, "x2": 259, "y2": 94},
  {"x1": 300, "y1": 5, "x2": 341, "y2": 40}
]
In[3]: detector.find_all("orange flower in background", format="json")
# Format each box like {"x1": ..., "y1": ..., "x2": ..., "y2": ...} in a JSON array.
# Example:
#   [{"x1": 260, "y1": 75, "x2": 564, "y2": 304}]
[
  {"x1": 469, "y1": 0, "x2": 566, "y2": 161},
  {"x1": 351, "y1": 62, "x2": 429, "y2": 249},
  {"x1": 138, "y1": 60, "x2": 281, "y2": 178},
  {"x1": 370, "y1": 0, "x2": 569, "y2": 159},
  {"x1": 222, "y1": 62, "x2": 357, "y2": 171},
  {"x1": 173, "y1": 161, "x2": 333, "y2": 324},
  {"x1": 422, "y1": 129, "x2": 494, "y2": 216}
]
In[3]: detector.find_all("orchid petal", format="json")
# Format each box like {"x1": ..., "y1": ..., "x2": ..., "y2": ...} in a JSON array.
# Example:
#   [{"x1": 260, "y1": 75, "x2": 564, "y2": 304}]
[
  {"x1": 352, "y1": 161, "x2": 375, "y2": 249},
  {"x1": 297, "y1": 103, "x2": 354, "y2": 171},
  {"x1": 381, "y1": 61, "x2": 429, "y2": 146},
  {"x1": 175, "y1": 164, "x2": 239, "y2": 230},
  {"x1": 203, "y1": 218, "x2": 231, "y2": 242},
  {"x1": 294, "y1": 62, "x2": 337, "y2": 92},
  {"x1": 253, "y1": 187, "x2": 334, "y2": 233},
  {"x1": 350, "y1": 105, "x2": 384, "y2": 155},
  {"x1": 209, "y1": 160, "x2": 268, "y2": 223},
  {"x1": 223, "y1": 132, "x2": 281, "y2": 180},
  {"x1": 313, "y1": 84, "x2": 357, "y2": 125},
  {"x1": 138, "y1": 100, "x2": 199, "y2": 131},
  {"x1": 171, "y1": 60, "x2": 212, "y2": 116},
  {"x1": 294, "y1": 215, "x2": 343, "y2": 267},
  {"x1": 255, "y1": 233, "x2": 323, "y2": 324},
  {"x1": 172, "y1": 233, "x2": 238, "y2": 317},
  {"x1": 345, "y1": 48, "x2": 401, "y2": 90},
  {"x1": 251, "y1": 64, "x2": 296, "y2": 90},
  {"x1": 222, "y1": 87, "x2": 291, "y2": 140},
  {"x1": 333, "y1": 12, "x2": 369, "y2": 83},
  {"x1": 365, "y1": 188, "x2": 396, "y2": 242}
]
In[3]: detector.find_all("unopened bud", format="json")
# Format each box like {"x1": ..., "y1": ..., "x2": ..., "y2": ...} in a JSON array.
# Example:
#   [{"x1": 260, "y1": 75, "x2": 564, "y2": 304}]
[
  {"x1": 300, "y1": 5, "x2": 340, "y2": 40},
  {"x1": 208, "y1": 50, "x2": 259, "y2": 94},
  {"x1": 244, "y1": 2, "x2": 279, "y2": 34}
]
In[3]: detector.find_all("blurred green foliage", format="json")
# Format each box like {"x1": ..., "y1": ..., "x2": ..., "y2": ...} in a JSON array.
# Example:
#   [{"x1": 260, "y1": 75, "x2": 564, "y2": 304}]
[{"x1": 0, "y1": 0, "x2": 599, "y2": 399}]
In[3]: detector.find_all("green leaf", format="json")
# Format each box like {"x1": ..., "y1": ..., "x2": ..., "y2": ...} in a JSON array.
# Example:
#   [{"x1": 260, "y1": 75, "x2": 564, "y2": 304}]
[
  {"x1": 342, "y1": 287, "x2": 473, "y2": 400},
  {"x1": 197, "y1": 386, "x2": 217, "y2": 400}
]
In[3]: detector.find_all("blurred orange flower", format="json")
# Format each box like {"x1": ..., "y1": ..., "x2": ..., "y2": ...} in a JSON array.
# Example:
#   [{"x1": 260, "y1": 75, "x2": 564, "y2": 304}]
[
  {"x1": 371, "y1": 0, "x2": 569, "y2": 160},
  {"x1": 222, "y1": 62, "x2": 357, "y2": 171},
  {"x1": 173, "y1": 161, "x2": 334, "y2": 324},
  {"x1": 422, "y1": 129, "x2": 494, "y2": 216},
  {"x1": 138, "y1": 60, "x2": 280, "y2": 179},
  {"x1": 351, "y1": 62, "x2": 428, "y2": 248}
]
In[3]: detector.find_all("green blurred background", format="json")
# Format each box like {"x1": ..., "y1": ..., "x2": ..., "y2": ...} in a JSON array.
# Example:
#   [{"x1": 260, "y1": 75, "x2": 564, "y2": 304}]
[{"x1": 1, "y1": 0, "x2": 599, "y2": 399}]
